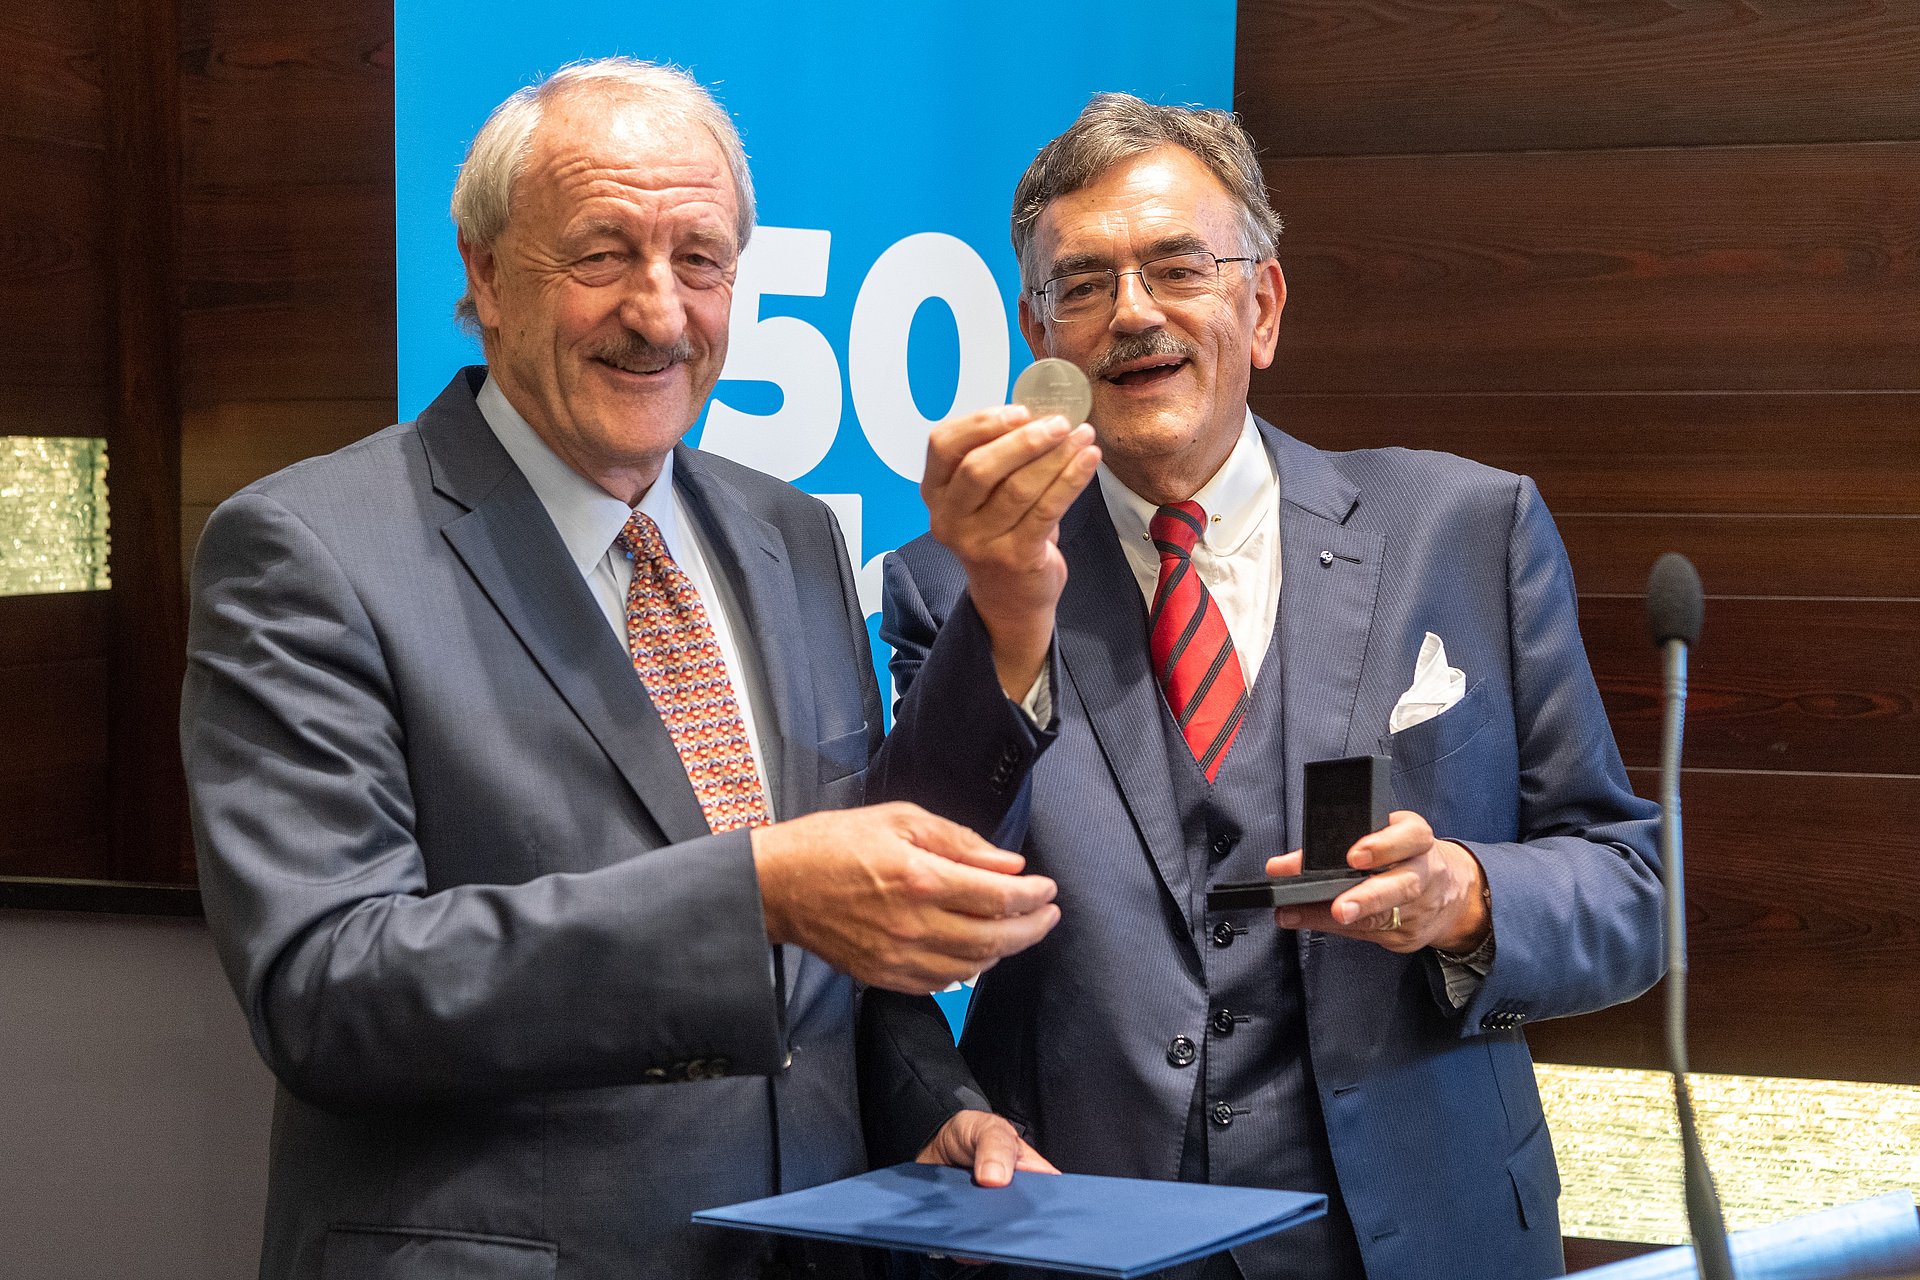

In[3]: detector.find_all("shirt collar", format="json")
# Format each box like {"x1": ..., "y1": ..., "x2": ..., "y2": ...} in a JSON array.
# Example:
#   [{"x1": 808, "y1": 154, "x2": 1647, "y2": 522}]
[
  {"x1": 476, "y1": 373, "x2": 682, "y2": 575},
  {"x1": 1096, "y1": 408, "x2": 1274, "y2": 553}
]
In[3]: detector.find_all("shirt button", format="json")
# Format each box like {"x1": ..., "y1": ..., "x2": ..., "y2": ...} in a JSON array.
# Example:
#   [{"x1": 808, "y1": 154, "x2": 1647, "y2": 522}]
[
  {"x1": 1166, "y1": 1036, "x2": 1197, "y2": 1068},
  {"x1": 1211, "y1": 1100, "x2": 1237, "y2": 1129},
  {"x1": 1211, "y1": 1008, "x2": 1244, "y2": 1035},
  {"x1": 1209, "y1": 834, "x2": 1236, "y2": 858},
  {"x1": 1211, "y1": 921, "x2": 1238, "y2": 948}
]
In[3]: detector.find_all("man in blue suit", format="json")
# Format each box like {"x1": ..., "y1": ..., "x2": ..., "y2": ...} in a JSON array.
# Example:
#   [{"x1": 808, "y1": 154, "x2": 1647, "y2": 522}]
[
  {"x1": 181, "y1": 60, "x2": 1061, "y2": 1280},
  {"x1": 872, "y1": 95, "x2": 1664, "y2": 1279}
]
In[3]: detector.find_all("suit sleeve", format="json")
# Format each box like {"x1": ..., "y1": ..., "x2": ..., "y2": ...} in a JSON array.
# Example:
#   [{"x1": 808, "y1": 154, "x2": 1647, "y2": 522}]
[
  {"x1": 867, "y1": 548, "x2": 1056, "y2": 848},
  {"x1": 182, "y1": 491, "x2": 788, "y2": 1109},
  {"x1": 856, "y1": 544, "x2": 1060, "y2": 1162},
  {"x1": 1445, "y1": 477, "x2": 1666, "y2": 1034}
]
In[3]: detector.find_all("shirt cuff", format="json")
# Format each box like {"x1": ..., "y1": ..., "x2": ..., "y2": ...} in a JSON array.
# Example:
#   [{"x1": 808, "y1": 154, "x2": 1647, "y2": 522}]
[
  {"x1": 1016, "y1": 664, "x2": 1052, "y2": 727},
  {"x1": 1434, "y1": 929, "x2": 1496, "y2": 1010}
]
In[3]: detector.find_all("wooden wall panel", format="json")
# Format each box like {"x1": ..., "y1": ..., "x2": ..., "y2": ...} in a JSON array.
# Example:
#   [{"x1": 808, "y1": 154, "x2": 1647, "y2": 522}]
[
  {"x1": 0, "y1": 594, "x2": 111, "y2": 873},
  {"x1": 0, "y1": 4, "x2": 107, "y2": 436},
  {"x1": 1237, "y1": 1, "x2": 1920, "y2": 156},
  {"x1": 1584, "y1": 597, "x2": 1919, "y2": 775},
  {"x1": 1525, "y1": 770, "x2": 1919, "y2": 1086},
  {"x1": 1258, "y1": 144, "x2": 1920, "y2": 395},
  {"x1": 1557, "y1": 515, "x2": 1920, "y2": 599},
  {"x1": 0, "y1": 1, "x2": 113, "y2": 885},
  {"x1": 1237, "y1": 0, "x2": 1920, "y2": 1117},
  {"x1": 178, "y1": 5, "x2": 395, "y2": 413},
  {"x1": 1252, "y1": 392, "x2": 1920, "y2": 516}
]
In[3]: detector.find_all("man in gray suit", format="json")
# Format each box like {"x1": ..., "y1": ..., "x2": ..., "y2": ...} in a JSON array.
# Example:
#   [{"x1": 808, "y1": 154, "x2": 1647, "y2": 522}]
[
  {"x1": 181, "y1": 59, "x2": 1059, "y2": 1280},
  {"x1": 872, "y1": 96, "x2": 1663, "y2": 1278}
]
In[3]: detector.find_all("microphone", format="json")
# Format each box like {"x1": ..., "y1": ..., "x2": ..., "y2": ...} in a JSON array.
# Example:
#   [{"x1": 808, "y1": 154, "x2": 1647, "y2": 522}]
[{"x1": 1646, "y1": 553, "x2": 1735, "y2": 1280}]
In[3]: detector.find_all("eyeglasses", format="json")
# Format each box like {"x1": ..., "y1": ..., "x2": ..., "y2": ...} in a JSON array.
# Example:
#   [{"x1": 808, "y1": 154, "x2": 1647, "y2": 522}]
[{"x1": 1032, "y1": 250, "x2": 1257, "y2": 324}]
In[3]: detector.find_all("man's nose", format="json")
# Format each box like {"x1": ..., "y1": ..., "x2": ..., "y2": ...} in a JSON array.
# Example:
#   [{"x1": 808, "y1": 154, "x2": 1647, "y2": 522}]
[
  {"x1": 618, "y1": 261, "x2": 689, "y2": 345},
  {"x1": 1108, "y1": 270, "x2": 1166, "y2": 333}
]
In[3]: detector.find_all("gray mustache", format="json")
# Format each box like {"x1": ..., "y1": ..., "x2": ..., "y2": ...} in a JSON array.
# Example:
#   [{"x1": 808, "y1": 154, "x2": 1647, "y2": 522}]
[
  {"x1": 1092, "y1": 331, "x2": 1195, "y2": 380},
  {"x1": 591, "y1": 335, "x2": 695, "y2": 371}
]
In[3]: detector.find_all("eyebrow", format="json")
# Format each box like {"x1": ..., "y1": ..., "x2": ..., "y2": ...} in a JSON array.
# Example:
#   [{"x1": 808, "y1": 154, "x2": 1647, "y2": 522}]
[
  {"x1": 1046, "y1": 232, "x2": 1215, "y2": 278},
  {"x1": 563, "y1": 219, "x2": 737, "y2": 256}
]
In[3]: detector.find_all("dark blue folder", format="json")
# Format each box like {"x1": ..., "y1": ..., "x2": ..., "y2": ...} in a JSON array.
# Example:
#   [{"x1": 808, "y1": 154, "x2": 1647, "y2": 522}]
[{"x1": 693, "y1": 1163, "x2": 1326, "y2": 1278}]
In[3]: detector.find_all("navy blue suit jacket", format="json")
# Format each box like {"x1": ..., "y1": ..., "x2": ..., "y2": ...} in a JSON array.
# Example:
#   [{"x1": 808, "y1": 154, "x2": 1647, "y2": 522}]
[{"x1": 873, "y1": 417, "x2": 1663, "y2": 1279}]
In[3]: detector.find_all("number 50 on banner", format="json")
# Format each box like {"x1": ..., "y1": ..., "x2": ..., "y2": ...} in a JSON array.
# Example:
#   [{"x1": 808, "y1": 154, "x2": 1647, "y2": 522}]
[{"x1": 700, "y1": 226, "x2": 1013, "y2": 485}]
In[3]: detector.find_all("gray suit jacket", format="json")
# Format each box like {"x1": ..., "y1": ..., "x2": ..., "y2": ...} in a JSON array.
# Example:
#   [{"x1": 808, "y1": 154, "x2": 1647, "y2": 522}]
[
  {"x1": 182, "y1": 368, "x2": 958, "y2": 1279},
  {"x1": 874, "y1": 418, "x2": 1664, "y2": 1280}
]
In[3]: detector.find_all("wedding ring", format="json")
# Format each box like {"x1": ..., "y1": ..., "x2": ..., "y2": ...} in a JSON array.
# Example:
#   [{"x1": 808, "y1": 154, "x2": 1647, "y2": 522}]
[{"x1": 1388, "y1": 906, "x2": 1402, "y2": 931}]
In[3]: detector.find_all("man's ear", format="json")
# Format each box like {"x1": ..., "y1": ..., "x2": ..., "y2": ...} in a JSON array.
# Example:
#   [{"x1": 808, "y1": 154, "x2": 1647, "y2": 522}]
[
  {"x1": 1250, "y1": 260, "x2": 1286, "y2": 371},
  {"x1": 458, "y1": 234, "x2": 503, "y2": 333},
  {"x1": 1017, "y1": 294, "x2": 1049, "y2": 359}
]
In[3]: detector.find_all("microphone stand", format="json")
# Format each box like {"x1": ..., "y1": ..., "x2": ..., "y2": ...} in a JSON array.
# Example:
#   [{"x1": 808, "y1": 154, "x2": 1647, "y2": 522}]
[{"x1": 1660, "y1": 630, "x2": 1735, "y2": 1280}]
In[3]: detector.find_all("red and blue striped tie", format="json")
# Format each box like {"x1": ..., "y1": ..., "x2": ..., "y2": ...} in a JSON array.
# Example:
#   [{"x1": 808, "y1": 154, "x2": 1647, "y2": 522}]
[{"x1": 1148, "y1": 501, "x2": 1248, "y2": 783}]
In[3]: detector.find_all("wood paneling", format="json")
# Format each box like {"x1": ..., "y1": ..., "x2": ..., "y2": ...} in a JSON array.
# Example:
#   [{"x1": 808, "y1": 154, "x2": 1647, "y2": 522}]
[
  {"x1": 1559, "y1": 515, "x2": 1920, "y2": 600},
  {"x1": 178, "y1": 4, "x2": 394, "y2": 411},
  {"x1": 0, "y1": 766, "x2": 111, "y2": 878},
  {"x1": 1253, "y1": 392, "x2": 1920, "y2": 516},
  {"x1": 0, "y1": 595, "x2": 110, "y2": 878},
  {"x1": 180, "y1": 188, "x2": 397, "y2": 405},
  {"x1": 0, "y1": 592, "x2": 110, "y2": 666},
  {"x1": 1235, "y1": 0, "x2": 1920, "y2": 1140},
  {"x1": 1528, "y1": 769, "x2": 1920, "y2": 1086},
  {"x1": 181, "y1": 398, "x2": 395, "y2": 505},
  {"x1": 1237, "y1": 1, "x2": 1920, "y2": 156},
  {"x1": 0, "y1": 137, "x2": 107, "y2": 435},
  {"x1": 104, "y1": 0, "x2": 188, "y2": 884},
  {"x1": 0, "y1": 659, "x2": 109, "y2": 777},
  {"x1": 1583, "y1": 597, "x2": 1920, "y2": 775},
  {"x1": 1258, "y1": 144, "x2": 1920, "y2": 394},
  {"x1": 179, "y1": 398, "x2": 394, "y2": 574}
]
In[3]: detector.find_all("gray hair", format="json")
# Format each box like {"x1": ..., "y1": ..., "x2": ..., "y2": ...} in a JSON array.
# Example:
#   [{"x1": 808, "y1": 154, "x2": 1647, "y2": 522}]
[
  {"x1": 1010, "y1": 93, "x2": 1282, "y2": 289},
  {"x1": 450, "y1": 57, "x2": 756, "y2": 332}
]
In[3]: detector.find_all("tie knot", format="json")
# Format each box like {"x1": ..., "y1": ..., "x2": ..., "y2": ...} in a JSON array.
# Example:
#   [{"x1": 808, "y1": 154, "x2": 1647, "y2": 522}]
[
  {"x1": 1149, "y1": 501, "x2": 1208, "y2": 558},
  {"x1": 617, "y1": 510, "x2": 668, "y2": 563}
]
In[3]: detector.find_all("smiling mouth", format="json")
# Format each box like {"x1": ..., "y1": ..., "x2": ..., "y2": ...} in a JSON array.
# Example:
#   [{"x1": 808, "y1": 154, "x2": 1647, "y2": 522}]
[
  {"x1": 596, "y1": 356, "x2": 678, "y2": 377},
  {"x1": 1104, "y1": 357, "x2": 1188, "y2": 388}
]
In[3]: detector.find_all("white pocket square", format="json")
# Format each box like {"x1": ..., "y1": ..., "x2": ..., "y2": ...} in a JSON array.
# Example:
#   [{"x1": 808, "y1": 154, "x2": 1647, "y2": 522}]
[{"x1": 1389, "y1": 631, "x2": 1465, "y2": 734}]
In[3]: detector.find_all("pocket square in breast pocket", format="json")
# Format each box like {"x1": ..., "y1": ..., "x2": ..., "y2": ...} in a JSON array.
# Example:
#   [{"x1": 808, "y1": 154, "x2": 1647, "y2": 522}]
[{"x1": 1389, "y1": 631, "x2": 1465, "y2": 734}]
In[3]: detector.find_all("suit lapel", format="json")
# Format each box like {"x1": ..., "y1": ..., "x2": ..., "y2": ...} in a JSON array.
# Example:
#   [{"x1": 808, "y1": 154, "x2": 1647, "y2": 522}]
[
  {"x1": 420, "y1": 370, "x2": 710, "y2": 848},
  {"x1": 673, "y1": 448, "x2": 819, "y2": 1010},
  {"x1": 672, "y1": 445, "x2": 819, "y2": 826},
  {"x1": 1055, "y1": 484, "x2": 1198, "y2": 938},
  {"x1": 1262, "y1": 420, "x2": 1385, "y2": 850}
]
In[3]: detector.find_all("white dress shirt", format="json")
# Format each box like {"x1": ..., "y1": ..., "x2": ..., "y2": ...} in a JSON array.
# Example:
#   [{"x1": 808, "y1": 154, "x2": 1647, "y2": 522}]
[
  {"x1": 476, "y1": 376, "x2": 777, "y2": 815},
  {"x1": 1097, "y1": 409, "x2": 1282, "y2": 683}
]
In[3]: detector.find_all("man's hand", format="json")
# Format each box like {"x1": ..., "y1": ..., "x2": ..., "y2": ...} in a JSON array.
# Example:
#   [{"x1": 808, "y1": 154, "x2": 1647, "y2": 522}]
[
  {"x1": 916, "y1": 1109, "x2": 1059, "y2": 1188},
  {"x1": 922, "y1": 405, "x2": 1100, "y2": 698},
  {"x1": 753, "y1": 802, "x2": 1060, "y2": 994},
  {"x1": 1265, "y1": 810, "x2": 1489, "y2": 954}
]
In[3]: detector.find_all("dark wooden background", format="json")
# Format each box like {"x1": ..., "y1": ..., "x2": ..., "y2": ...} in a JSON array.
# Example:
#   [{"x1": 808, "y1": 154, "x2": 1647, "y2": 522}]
[
  {"x1": 1236, "y1": 1, "x2": 1919, "y2": 1093},
  {"x1": 1, "y1": 0, "x2": 1913, "y2": 1253}
]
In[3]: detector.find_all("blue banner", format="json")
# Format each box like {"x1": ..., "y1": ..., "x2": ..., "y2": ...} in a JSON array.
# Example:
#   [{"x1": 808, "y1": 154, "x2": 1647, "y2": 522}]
[{"x1": 396, "y1": 4, "x2": 1237, "y2": 1027}]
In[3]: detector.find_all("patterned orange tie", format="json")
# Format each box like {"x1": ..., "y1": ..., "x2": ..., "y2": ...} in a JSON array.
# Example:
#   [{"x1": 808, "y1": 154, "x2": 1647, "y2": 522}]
[{"x1": 617, "y1": 511, "x2": 772, "y2": 833}]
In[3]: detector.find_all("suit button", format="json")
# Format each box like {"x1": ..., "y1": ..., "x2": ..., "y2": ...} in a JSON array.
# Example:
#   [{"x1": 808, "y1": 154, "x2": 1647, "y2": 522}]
[
  {"x1": 684, "y1": 1058, "x2": 709, "y2": 1081},
  {"x1": 1166, "y1": 1036, "x2": 1197, "y2": 1068},
  {"x1": 1211, "y1": 921, "x2": 1241, "y2": 948},
  {"x1": 1211, "y1": 1008, "x2": 1247, "y2": 1035},
  {"x1": 707, "y1": 1057, "x2": 731, "y2": 1077},
  {"x1": 643, "y1": 1066, "x2": 668, "y2": 1083},
  {"x1": 1210, "y1": 1101, "x2": 1237, "y2": 1129}
]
